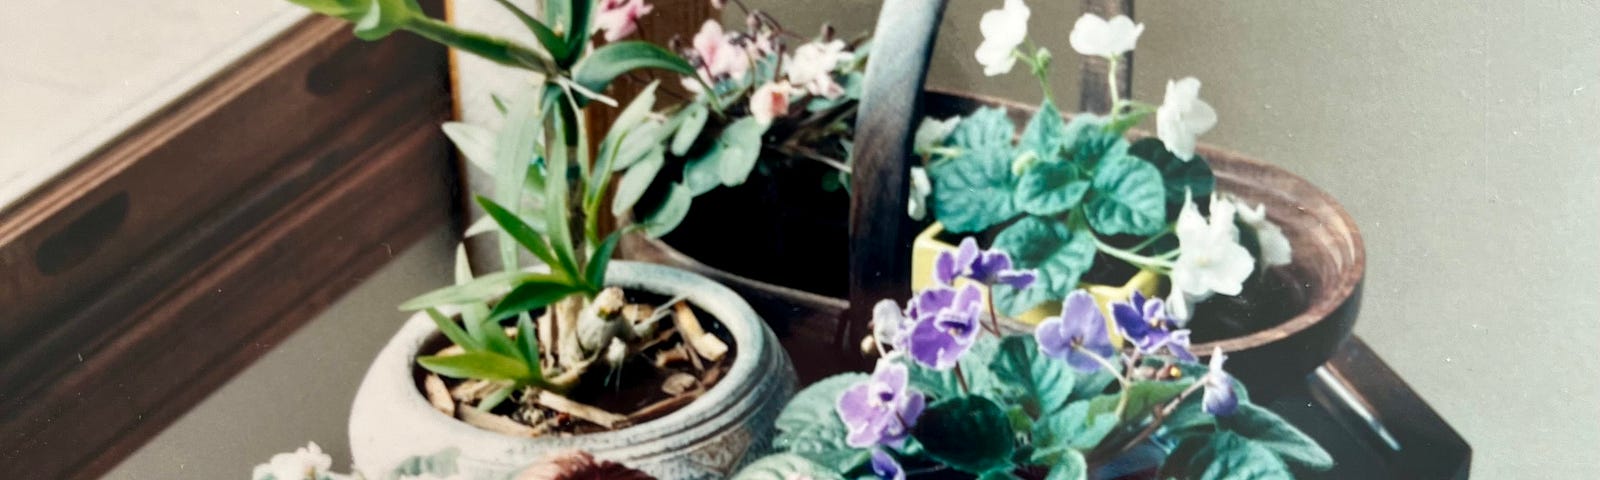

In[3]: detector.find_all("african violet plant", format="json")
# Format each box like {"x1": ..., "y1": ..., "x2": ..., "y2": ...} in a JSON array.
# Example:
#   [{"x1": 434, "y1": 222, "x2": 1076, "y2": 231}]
[
  {"x1": 912, "y1": 0, "x2": 1294, "y2": 319},
  {"x1": 733, "y1": 241, "x2": 1331, "y2": 479}
]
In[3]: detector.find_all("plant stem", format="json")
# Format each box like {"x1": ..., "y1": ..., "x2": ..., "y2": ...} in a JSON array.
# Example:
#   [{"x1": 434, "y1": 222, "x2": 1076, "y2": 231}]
[
  {"x1": 953, "y1": 363, "x2": 971, "y2": 395},
  {"x1": 984, "y1": 285, "x2": 1004, "y2": 336},
  {"x1": 1082, "y1": 349, "x2": 1132, "y2": 419},
  {"x1": 1093, "y1": 234, "x2": 1176, "y2": 271},
  {"x1": 1127, "y1": 226, "x2": 1174, "y2": 254},
  {"x1": 766, "y1": 144, "x2": 851, "y2": 173},
  {"x1": 1105, "y1": 56, "x2": 1121, "y2": 112},
  {"x1": 1096, "y1": 379, "x2": 1207, "y2": 464}
]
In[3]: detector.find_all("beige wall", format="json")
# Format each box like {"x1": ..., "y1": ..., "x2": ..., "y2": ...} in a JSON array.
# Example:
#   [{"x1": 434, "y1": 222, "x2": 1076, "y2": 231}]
[{"x1": 744, "y1": 0, "x2": 1600, "y2": 477}]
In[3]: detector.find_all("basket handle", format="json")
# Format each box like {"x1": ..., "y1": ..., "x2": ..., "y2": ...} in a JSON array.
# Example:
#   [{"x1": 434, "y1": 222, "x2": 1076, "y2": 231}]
[{"x1": 840, "y1": 0, "x2": 1133, "y2": 353}]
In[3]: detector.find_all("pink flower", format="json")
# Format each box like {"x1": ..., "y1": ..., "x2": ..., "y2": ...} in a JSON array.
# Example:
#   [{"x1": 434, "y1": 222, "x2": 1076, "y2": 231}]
[
  {"x1": 690, "y1": 20, "x2": 750, "y2": 83},
  {"x1": 749, "y1": 81, "x2": 793, "y2": 125},
  {"x1": 594, "y1": 0, "x2": 654, "y2": 42},
  {"x1": 785, "y1": 39, "x2": 848, "y2": 99}
]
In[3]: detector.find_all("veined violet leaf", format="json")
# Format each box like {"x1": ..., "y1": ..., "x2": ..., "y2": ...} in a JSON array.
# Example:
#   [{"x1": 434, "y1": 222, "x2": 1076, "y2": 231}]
[
  {"x1": 1014, "y1": 160, "x2": 1089, "y2": 216},
  {"x1": 990, "y1": 218, "x2": 1095, "y2": 315},
  {"x1": 912, "y1": 396, "x2": 1015, "y2": 474},
  {"x1": 1086, "y1": 153, "x2": 1166, "y2": 236}
]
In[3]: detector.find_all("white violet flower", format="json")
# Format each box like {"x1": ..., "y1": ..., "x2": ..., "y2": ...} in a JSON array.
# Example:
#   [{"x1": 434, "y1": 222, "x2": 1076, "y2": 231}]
[
  {"x1": 1232, "y1": 199, "x2": 1293, "y2": 267},
  {"x1": 786, "y1": 39, "x2": 849, "y2": 99},
  {"x1": 749, "y1": 81, "x2": 793, "y2": 125},
  {"x1": 975, "y1": 0, "x2": 1031, "y2": 76},
  {"x1": 1171, "y1": 192, "x2": 1254, "y2": 299},
  {"x1": 1068, "y1": 13, "x2": 1144, "y2": 58},
  {"x1": 1156, "y1": 77, "x2": 1218, "y2": 161},
  {"x1": 252, "y1": 442, "x2": 334, "y2": 480},
  {"x1": 907, "y1": 166, "x2": 932, "y2": 220},
  {"x1": 1166, "y1": 289, "x2": 1193, "y2": 326},
  {"x1": 912, "y1": 116, "x2": 959, "y2": 156}
]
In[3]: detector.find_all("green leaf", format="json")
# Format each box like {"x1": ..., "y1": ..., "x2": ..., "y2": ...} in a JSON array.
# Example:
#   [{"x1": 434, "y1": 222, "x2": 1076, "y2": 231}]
[
  {"x1": 895, "y1": 335, "x2": 1015, "y2": 403},
  {"x1": 399, "y1": 271, "x2": 563, "y2": 310},
  {"x1": 424, "y1": 308, "x2": 480, "y2": 351},
  {"x1": 1160, "y1": 432, "x2": 1294, "y2": 480},
  {"x1": 912, "y1": 396, "x2": 1015, "y2": 474},
  {"x1": 515, "y1": 314, "x2": 543, "y2": 380},
  {"x1": 1221, "y1": 404, "x2": 1335, "y2": 472},
  {"x1": 1032, "y1": 401, "x2": 1119, "y2": 453},
  {"x1": 611, "y1": 147, "x2": 664, "y2": 216},
  {"x1": 417, "y1": 351, "x2": 530, "y2": 381},
  {"x1": 1085, "y1": 154, "x2": 1167, "y2": 236},
  {"x1": 1062, "y1": 115, "x2": 1126, "y2": 170},
  {"x1": 730, "y1": 454, "x2": 846, "y2": 480},
  {"x1": 932, "y1": 107, "x2": 1019, "y2": 233},
  {"x1": 488, "y1": 279, "x2": 584, "y2": 322},
  {"x1": 585, "y1": 231, "x2": 621, "y2": 291},
  {"x1": 715, "y1": 118, "x2": 767, "y2": 186},
  {"x1": 442, "y1": 122, "x2": 495, "y2": 174},
  {"x1": 353, "y1": 0, "x2": 417, "y2": 40},
  {"x1": 772, "y1": 374, "x2": 870, "y2": 471},
  {"x1": 286, "y1": 0, "x2": 364, "y2": 18},
  {"x1": 979, "y1": 470, "x2": 1023, "y2": 480},
  {"x1": 948, "y1": 106, "x2": 1017, "y2": 152},
  {"x1": 1014, "y1": 160, "x2": 1089, "y2": 216},
  {"x1": 990, "y1": 218, "x2": 1096, "y2": 315},
  {"x1": 493, "y1": 87, "x2": 545, "y2": 272},
  {"x1": 992, "y1": 335, "x2": 1076, "y2": 416},
  {"x1": 1128, "y1": 137, "x2": 1215, "y2": 210},
  {"x1": 491, "y1": 0, "x2": 568, "y2": 63},
  {"x1": 573, "y1": 41, "x2": 695, "y2": 96},
  {"x1": 1020, "y1": 100, "x2": 1067, "y2": 159},
  {"x1": 602, "y1": 81, "x2": 661, "y2": 149},
  {"x1": 453, "y1": 244, "x2": 494, "y2": 344},
  {"x1": 541, "y1": 105, "x2": 583, "y2": 282},
  {"x1": 475, "y1": 196, "x2": 564, "y2": 276},
  {"x1": 1087, "y1": 380, "x2": 1193, "y2": 422},
  {"x1": 563, "y1": 0, "x2": 595, "y2": 65},
  {"x1": 672, "y1": 102, "x2": 710, "y2": 156},
  {"x1": 609, "y1": 119, "x2": 671, "y2": 172},
  {"x1": 1043, "y1": 448, "x2": 1087, "y2": 480},
  {"x1": 639, "y1": 183, "x2": 692, "y2": 237}
]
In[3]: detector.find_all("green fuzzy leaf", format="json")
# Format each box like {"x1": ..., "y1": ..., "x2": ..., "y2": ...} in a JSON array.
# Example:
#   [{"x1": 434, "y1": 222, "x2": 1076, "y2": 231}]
[
  {"x1": 1032, "y1": 401, "x2": 1119, "y2": 454},
  {"x1": 639, "y1": 183, "x2": 692, "y2": 237},
  {"x1": 949, "y1": 107, "x2": 1016, "y2": 152},
  {"x1": 730, "y1": 454, "x2": 846, "y2": 480},
  {"x1": 573, "y1": 41, "x2": 695, "y2": 96},
  {"x1": 417, "y1": 351, "x2": 530, "y2": 382},
  {"x1": 992, "y1": 336, "x2": 1076, "y2": 416},
  {"x1": 896, "y1": 335, "x2": 1015, "y2": 403},
  {"x1": 1160, "y1": 432, "x2": 1294, "y2": 480},
  {"x1": 1221, "y1": 404, "x2": 1335, "y2": 472},
  {"x1": 1020, "y1": 100, "x2": 1067, "y2": 159},
  {"x1": 772, "y1": 373, "x2": 870, "y2": 471},
  {"x1": 584, "y1": 231, "x2": 621, "y2": 291},
  {"x1": 1044, "y1": 448, "x2": 1087, "y2": 480},
  {"x1": 399, "y1": 271, "x2": 563, "y2": 310},
  {"x1": 990, "y1": 218, "x2": 1095, "y2": 315},
  {"x1": 1014, "y1": 160, "x2": 1089, "y2": 216},
  {"x1": 1062, "y1": 115, "x2": 1126, "y2": 170},
  {"x1": 611, "y1": 148, "x2": 663, "y2": 216},
  {"x1": 1127, "y1": 137, "x2": 1215, "y2": 210},
  {"x1": 487, "y1": 278, "x2": 584, "y2": 322},
  {"x1": 672, "y1": 102, "x2": 710, "y2": 156},
  {"x1": 929, "y1": 146, "x2": 1017, "y2": 233},
  {"x1": 1087, "y1": 380, "x2": 1193, "y2": 422},
  {"x1": 424, "y1": 308, "x2": 480, "y2": 352},
  {"x1": 1085, "y1": 154, "x2": 1167, "y2": 236},
  {"x1": 913, "y1": 396, "x2": 1015, "y2": 474}
]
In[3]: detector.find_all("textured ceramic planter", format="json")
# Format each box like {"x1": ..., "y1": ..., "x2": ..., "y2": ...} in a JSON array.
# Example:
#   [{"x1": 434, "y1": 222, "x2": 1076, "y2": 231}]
[{"x1": 348, "y1": 261, "x2": 796, "y2": 479}]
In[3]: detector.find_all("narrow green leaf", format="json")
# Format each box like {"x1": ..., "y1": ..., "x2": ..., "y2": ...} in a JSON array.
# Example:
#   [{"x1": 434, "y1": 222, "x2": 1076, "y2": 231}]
[
  {"x1": 353, "y1": 0, "x2": 416, "y2": 40},
  {"x1": 573, "y1": 41, "x2": 695, "y2": 96},
  {"x1": 475, "y1": 196, "x2": 563, "y2": 276},
  {"x1": 611, "y1": 147, "x2": 664, "y2": 216},
  {"x1": 639, "y1": 183, "x2": 692, "y2": 238},
  {"x1": 417, "y1": 351, "x2": 530, "y2": 381},
  {"x1": 492, "y1": 0, "x2": 568, "y2": 62},
  {"x1": 478, "y1": 383, "x2": 516, "y2": 412},
  {"x1": 453, "y1": 244, "x2": 493, "y2": 343},
  {"x1": 493, "y1": 87, "x2": 545, "y2": 272},
  {"x1": 425, "y1": 308, "x2": 479, "y2": 351},
  {"x1": 542, "y1": 104, "x2": 583, "y2": 282},
  {"x1": 398, "y1": 271, "x2": 561, "y2": 310},
  {"x1": 516, "y1": 314, "x2": 543, "y2": 380},
  {"x1": 488, "y1": 279, "x2": 583, "y2": 323},
  {"x1": 672, "y1": 102, "x2": 709, "y2": 156},
  {"x1": 913, "y1": 396, "x2": 1015, "y2": 474},
  {"x1": 563, "y1": 0, "x2": 595, "y2": 65},
  {"x1": 442, "y1": 122, "x2": 495, "y2": 174},
  {"x1": 584, "y1": 231, "x2": 622, "y2": 291}
]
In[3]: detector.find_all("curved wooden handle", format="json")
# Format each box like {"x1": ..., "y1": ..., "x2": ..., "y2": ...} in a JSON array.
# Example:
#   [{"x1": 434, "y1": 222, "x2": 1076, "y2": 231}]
[{"x1": 840, "y1": 0, "x2": 1134, "y2": 353}]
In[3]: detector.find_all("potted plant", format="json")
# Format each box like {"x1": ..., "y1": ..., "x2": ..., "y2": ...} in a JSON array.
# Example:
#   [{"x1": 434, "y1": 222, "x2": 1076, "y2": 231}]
[
  {"x1": 734, "y1": 239, "x2": 1333, "y2": 479},
  {"x1": 284, "y1": 0, "x2": 795, "y2": 477},
  {"x1": 897, "y1": 1, "x2": 1363, "y2": 391}
]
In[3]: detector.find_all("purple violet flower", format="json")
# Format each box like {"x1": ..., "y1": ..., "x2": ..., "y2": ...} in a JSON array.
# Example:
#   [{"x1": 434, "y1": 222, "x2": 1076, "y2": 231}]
[
  {"x1": 1035, "y1": 290, "x2": 1116, "y2": 372},
  {"x1": 905, "y1": 284, "x2": 986, "y2": 370},
  {"x1": 1202, "y1": 347, "x2": 1238, "y2": 416},
  {"x1": 837, "y1": 360, "x2": 927, "y2": 448},
  {"x1": 1111, "y1": 291, "x2": 1196, "y2": 361},
  {"x1": 933, "y1": 238, "x2": 1039, "y2": 290},
  {"x1": 870, "y1": 449, "x2": 905, "y2": 480}
]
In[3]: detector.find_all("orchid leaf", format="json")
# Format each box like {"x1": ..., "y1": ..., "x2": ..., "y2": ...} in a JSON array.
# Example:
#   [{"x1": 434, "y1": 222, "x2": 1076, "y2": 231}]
[
  {"x1": 573, "y1": 41, "x2": 695, "y2": 97},
  {"x1": 584, "y1": 231, "x2": 621, "y2": 291},
  {"x1": 476, "y1": 196, "x2": 563, "y2": 277},
  {"x1": 442, "y1": 122, "x2": 495, "y2": 175},
  {"x1": 487, "y1": 279, "x2": 584, "y2": 322},
  {"x1": 492, "y1": 0, "x2": 568, "y2": 63},
  {"x1": 515, "y1": 314, "x2": 543, "y2": 380},
  {"x1": 672, "y1": 101, "x2": 710, "y2": 156},
  {"x1": 424, "y1": 308, "x2": 479, "y2": 351},
  {"x1": 639, "y1": 183, "x2": 692, "y2": 238},
  {"x1": 417, "y1": 351, "x2": 530, "y2": 382},
  {"x1": 399, "y1": 272, "x2": 563, "y2": 310},
  {"x1": 611, "y1": 147, "x2": 664, "y2": 216}
]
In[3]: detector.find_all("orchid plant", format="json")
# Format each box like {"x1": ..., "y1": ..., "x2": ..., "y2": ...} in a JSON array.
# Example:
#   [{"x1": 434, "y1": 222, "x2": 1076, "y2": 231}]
[
  {"x1": 913, "y1": 0, "x2": 1294, "y2": 320},
  {"x1": 733, "y1": 241, "x2": 1331, "y2": 479}
]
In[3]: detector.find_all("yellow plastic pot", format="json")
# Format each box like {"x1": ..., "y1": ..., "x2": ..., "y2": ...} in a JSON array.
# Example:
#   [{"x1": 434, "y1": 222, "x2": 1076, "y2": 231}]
[{"x1": 910, "y1": 223, "x2": 1164, "y2": 337}]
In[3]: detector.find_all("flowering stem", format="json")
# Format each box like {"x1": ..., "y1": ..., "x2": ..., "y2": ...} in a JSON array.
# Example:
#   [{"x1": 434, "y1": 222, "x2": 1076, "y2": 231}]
[
  {"x1": 1080, "y1": 349, "x2": 1131, "y2": 418},
  {"x1": 984, "y1": 285, "x2": 1004, "y2": 336},
  {"x1": 1093, "y1": 235, "x2": 1176, "y2": 271},
  {"x1": 953, "y1": 363, "x2": 972, "y2": 395},
  {"x1": 1013, "y1": 49, "x2": 1053, "y2": 103},
  {"x1": 1093, "y1": 379, "x2": 1206, "y2": 466},
  {"x1": 1105, "y1": 56, "x2": 1121, "y2": 111},
  {"x1": 1127, "y1": 226, "x2": 1174, "y2": 254},
  {"x1": 766, "y1": 144, "x2": 851, "y2": 173}
]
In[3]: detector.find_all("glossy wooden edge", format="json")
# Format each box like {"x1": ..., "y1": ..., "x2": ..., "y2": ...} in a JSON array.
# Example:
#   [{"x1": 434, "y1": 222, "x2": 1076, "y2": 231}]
[{"x1": 0, "y1": 8, "x2": 455, "y2": 480}]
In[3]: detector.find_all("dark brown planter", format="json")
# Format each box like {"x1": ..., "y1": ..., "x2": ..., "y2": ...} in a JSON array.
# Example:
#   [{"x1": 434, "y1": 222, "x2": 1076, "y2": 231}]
[{"x1": 621, "y1": 88, "x2": 1366, "y2": 395}]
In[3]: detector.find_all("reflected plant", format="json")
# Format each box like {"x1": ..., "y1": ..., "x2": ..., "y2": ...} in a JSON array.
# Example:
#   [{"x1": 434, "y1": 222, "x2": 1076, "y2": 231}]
[{"x1": 734, "y1": 246, "x2": 1332, "y2": 479}]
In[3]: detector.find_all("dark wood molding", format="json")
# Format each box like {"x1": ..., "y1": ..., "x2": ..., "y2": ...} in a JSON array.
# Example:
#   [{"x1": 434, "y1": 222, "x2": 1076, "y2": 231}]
[{"x1": 0, "y1": 9, "x2": 456, "y2": 480}]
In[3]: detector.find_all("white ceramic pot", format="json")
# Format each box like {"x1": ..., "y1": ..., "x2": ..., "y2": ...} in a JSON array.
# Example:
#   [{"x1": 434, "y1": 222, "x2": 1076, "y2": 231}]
[{"x1": 349, "y1": 261, "x2": 797, "y2": 479}]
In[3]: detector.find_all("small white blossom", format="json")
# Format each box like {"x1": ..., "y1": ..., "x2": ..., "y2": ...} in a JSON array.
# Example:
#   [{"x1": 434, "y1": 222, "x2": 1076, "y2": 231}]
[
  {"x1": 913, "y1": 117, "x2": 959, "y2": 156},
  {"x1": 1156, "y1": 77, "x2": 1218, "y2": 161},
  {"x1": 786, "y1": 39, "x2": 849, "y2": 99},
  {"x1": 1166, "y1": 289, "x2": 1193, "y2": 326},
  {"x1": 749, "y1": 81, "x2": 794, "y2": 125},
  {"x1": 1068, "y1": 13, "x2": 1144, "y2": 58},
  {"x1": 907, "y1": 166, "x2": 932, "y2": 221},
  {"x1": 252, "y1": 442, "x2": 334, "y2": 480},
  {"x1": 1232, "y1": 199, "x2": 1293, "y2": 267},
  {"x1": 1171, "y1": 192, "x2": 1254, "y2": 299},
  {"x1": 975, "y1": 0, "x2": 1031, "y2": 76}
]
